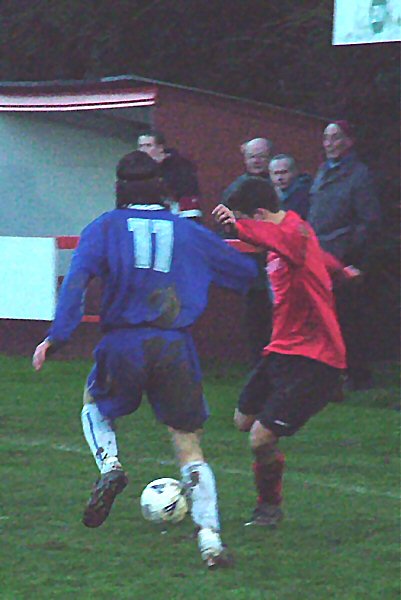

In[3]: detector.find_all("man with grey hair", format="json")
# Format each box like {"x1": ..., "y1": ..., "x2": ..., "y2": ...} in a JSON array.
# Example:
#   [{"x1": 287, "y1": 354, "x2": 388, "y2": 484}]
[
  {"x1": 269, "y1": 153, "x2": 311, "y2": 220},
  {"x1": 219, "y1": 137, "x2": 274, "y2": 363},
  {"x1": 222, "y1": 138, "x2": 273, "y2": 203}
]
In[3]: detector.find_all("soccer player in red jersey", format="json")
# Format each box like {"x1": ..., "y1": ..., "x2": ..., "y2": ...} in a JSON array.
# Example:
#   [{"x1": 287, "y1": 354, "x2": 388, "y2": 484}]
[{"x1": 213, "y1": 176, "x2": 359, "y2": 526}]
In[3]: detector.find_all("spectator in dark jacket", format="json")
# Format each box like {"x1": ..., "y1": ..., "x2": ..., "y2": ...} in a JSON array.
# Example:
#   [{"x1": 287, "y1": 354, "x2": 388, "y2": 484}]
[
  {"x1": 269, "y1": 154, "x2": 311, "y2": 219},
  {"x1": 222, "y1": 138, "x2": 273, "y2": 203},
  {"x1": 220, "y1": 138, "x2": 274, "y2": 364},
  {"x1": 308, "y1": 120, "x2": 381, "y2": 390},
  {"x1": 137, "y1": 130, "x2": 202, "y2": 221}
]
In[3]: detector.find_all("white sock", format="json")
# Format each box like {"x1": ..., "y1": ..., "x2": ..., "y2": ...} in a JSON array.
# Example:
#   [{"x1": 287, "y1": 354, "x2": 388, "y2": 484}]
[
  {"x1": 81, "y1": 404, "x2": 120, "y2": 474},
  {"x1": 181, "y1": 461, "x2": 220, "y2": 531}
]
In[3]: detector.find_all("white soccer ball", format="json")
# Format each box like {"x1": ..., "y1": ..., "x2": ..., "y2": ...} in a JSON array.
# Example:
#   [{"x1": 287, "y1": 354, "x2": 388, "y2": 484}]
[{"x1": 140, "y1": 477, "x2": 188, "y2": 524}]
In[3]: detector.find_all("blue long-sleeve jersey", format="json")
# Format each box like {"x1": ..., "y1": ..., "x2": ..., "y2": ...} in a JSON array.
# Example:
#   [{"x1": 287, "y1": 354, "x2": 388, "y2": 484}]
[{"x1": 48, "y1": 205, "x2": 258, "y2": 346}]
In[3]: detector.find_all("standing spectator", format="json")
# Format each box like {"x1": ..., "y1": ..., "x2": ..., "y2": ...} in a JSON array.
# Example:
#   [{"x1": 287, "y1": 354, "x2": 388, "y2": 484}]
[
  {"x1": 220, "y1": 138, "x2": 274, "y2": 363},
  {"x1": 308, "y1": 120, "x2": 381, "y2": 390},
  {"x1": 32, "y1": 150, "x2": 257, "y2": 568},
  {"x1": 269, "y1": 153, "x2": 312, "y2": 219},
  {"x1": 222, "y1": 138, "x2": 273, "y2": 203},
  {"x1": 212, "y1": 180, "x2": 359, "y2": 527},
  {"x1": 137, "y1": 130, "x2": 202, "y2": 221}
]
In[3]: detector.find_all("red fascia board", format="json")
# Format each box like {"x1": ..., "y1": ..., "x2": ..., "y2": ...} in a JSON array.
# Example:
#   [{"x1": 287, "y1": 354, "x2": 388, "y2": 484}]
[
  {"x1": 0, "y1": 87, "x2": 157, "y2": 112},
  {"x1": 81, "y1": 315, "x2": 100, "y2": 323},
  {"x1": 56, "y1": 236, "x2": 80, "y2": 249}
]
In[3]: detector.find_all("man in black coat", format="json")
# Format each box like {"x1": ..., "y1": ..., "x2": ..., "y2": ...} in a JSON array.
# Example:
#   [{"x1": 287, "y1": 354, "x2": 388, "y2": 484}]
[{"x1": 137, "y1": 130, "x2": 202, "y2": 221}]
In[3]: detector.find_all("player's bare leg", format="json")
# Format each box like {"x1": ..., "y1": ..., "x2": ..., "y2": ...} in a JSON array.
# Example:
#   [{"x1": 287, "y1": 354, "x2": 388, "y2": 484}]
[
  {"x1": 81, "y1": 387, "x2": 128, "y2": 528},
  {"x1": 170, "y1": 428, "x2": 234, "y2": 568}
]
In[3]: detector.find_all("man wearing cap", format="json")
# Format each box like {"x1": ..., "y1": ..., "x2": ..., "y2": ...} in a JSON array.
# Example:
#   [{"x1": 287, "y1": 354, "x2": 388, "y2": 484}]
[{"x1": 308, "y1": 121, "x2": 381, "y2": 390}]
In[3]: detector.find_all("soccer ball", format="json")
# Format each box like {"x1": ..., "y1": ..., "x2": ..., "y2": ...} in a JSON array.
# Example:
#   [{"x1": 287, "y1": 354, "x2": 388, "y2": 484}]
[{"x1": 140, "y1": 477, "x2": 188, "y2": 524}]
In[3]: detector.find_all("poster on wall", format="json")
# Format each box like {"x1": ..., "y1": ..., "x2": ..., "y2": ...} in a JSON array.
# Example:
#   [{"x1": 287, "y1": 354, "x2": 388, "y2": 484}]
[{"x1": 333, "y1": 0, "x2": 401, "y2": 44}]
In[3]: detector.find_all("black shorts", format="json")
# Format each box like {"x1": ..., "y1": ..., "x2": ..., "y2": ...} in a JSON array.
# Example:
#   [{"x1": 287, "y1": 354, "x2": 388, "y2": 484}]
[{"x1": 238, "y1": 353, "x2": 343, "y2": 437}]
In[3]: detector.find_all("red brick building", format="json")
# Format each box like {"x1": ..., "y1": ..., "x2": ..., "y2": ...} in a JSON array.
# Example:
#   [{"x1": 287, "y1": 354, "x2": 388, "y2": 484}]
[{"x1": 0, "y1": 76, "x2": 325, "y2": 363}]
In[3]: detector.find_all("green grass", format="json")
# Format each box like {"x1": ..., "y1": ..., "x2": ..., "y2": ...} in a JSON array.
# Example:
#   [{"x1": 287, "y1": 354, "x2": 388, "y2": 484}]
[{"x1": 0, "y1": 354, "x2": 399, "y2": 600}]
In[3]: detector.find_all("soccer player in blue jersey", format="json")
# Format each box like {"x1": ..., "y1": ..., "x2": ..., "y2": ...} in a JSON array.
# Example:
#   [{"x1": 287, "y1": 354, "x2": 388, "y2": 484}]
[{"x1": 32, "y1": 150, "x2": 257, "y2": 568}]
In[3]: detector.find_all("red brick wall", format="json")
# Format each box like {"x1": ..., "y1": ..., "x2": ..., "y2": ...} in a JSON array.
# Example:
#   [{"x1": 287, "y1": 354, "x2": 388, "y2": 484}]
[{"x1": 154, "y1": 85, "x2": 325, "y2": 227}]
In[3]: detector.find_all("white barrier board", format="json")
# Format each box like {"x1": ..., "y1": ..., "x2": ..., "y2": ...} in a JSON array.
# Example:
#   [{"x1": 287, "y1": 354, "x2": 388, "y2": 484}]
[
  {"x1": 333, "y1": 0, "x2": 401, "y2": 44},
  {"x1": 0, "y1": 237, "x2": 57, "y2": 320}
]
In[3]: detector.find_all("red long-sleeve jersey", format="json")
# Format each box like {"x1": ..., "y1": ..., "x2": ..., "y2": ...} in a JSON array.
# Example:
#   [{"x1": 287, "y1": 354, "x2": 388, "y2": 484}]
[{"x1": 236, "y1": 211, "x2": 347, "y2": 369}]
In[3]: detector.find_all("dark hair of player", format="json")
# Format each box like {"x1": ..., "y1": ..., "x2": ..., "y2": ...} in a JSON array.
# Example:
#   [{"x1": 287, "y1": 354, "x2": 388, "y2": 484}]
[
  {"x1": 227, "y1": 176, "x2": 279, "y2": 216},
  {"x1": 115, "y1": 150, "x2": 168, "y2": 208}
]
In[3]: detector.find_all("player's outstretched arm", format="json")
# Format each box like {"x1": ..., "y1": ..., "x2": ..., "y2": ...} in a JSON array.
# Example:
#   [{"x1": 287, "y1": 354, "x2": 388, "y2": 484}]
[
  {"x1": 32, "y1": 338, "x2": 52, "y2": 371},
  {"x1": 322, "y1": 249, "x2": 363, "y2": 284}
]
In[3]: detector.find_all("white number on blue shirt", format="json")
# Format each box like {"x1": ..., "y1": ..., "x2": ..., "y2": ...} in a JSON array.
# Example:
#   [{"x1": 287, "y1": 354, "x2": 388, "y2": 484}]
[{"x1": 127, "y1": 218, "x2": 174, "y2": 273}]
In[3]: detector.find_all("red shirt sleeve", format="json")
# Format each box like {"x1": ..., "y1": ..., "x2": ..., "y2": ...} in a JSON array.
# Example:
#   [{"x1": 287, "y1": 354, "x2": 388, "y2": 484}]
[
  {"x1": 322, "y1": 250, "x2": 361, "y2": 283},
  {"x1": 321, "y1": 249, "x2": 344, "y2": 275},
  {"x1": 236, "y1": 218, "x2": 307, "y2": 265}
]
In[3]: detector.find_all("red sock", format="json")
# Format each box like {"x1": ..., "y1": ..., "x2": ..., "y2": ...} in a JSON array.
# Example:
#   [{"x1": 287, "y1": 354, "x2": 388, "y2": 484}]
[{"x1": 253, "y1": 451, "x2": 285, "y2": 506}]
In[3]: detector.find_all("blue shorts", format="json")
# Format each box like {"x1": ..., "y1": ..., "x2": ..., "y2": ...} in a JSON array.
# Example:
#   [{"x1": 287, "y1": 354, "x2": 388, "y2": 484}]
[{"x1": 86, "y1": 328, "x2": 209, "y2": 432}]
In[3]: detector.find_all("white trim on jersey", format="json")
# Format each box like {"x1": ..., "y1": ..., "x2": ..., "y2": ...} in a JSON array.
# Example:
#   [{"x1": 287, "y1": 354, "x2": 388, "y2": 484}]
[
  {"x1": 127, "y1": 204, "x2": 165, "y2": 211},
  {"x1": 179, "y1": 209, "x2": 203, "y2": 218}
]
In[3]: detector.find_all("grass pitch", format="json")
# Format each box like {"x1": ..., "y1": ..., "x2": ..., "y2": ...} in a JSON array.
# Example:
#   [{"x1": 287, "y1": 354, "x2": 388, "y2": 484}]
[{"x1": 0, "y1": 354, "x2": 399, "y2": 600}]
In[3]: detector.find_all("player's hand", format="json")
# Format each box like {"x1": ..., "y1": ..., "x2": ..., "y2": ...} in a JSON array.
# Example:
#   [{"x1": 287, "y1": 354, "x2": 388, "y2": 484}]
[
  {"x1": 32, "y1": 338, "x2": 52, "y2": 371},
  {"x1": 212, "y1": 204, "x2": 237, "y2": 227},
  {"x1": 344, "y1": 265, "x2": 363, "y2": 283}
]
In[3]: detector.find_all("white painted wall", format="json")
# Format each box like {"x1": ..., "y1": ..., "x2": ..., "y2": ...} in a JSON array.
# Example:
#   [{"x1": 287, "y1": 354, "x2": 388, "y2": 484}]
[
  {"x1": 0, "y1": 112, "x2": 134, "y2": 238},
  {"x1": 0, "y1": 111, "x2": 145, "y2": 274},
  {"x1": 0, "y1": 237, "x2": 56, "y2": 320}
]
